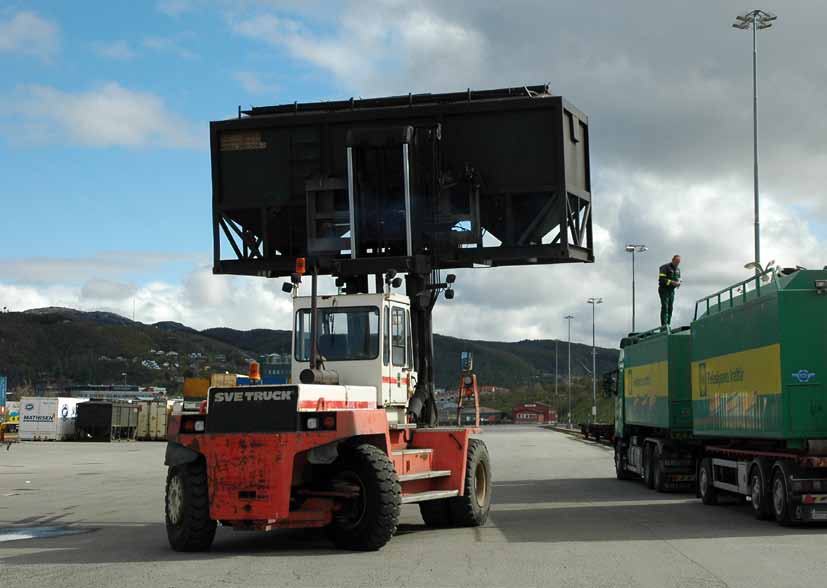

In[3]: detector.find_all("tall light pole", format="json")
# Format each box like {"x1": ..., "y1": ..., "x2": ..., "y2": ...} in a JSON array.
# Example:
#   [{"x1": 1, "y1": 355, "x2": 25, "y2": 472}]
[
  {"x1": 733, "y1": 9, "x2": 776, "y2": 274},
  {"x1": 587, "y1": 298, "x2": 603, "y2": 423},
  {"x1": 625, "y1": 244, "x2": 647, "y2": 332},
  {"x1": 564, "y1": 314, "x2": 574, "y2": 427},
  {"x1": 554, "y1": 339, "x2": 558, "y2": 421}
]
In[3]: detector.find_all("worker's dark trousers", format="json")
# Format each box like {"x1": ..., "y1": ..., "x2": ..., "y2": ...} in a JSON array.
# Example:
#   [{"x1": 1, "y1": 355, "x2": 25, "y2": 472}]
[{"x1": 659, "y1": 287, "x2": 675, "y2": 326}]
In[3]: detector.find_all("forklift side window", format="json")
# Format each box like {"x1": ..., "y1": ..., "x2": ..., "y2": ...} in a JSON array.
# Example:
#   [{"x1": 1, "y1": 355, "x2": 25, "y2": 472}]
[
  {"x1": 383, "y1": 306, "x2": 390, "y2": 366},
  {"x1": 406, "y1": 309, "x2": 413, "y2": 368},
  {"x1": 294, "y1": 306, "x2": 380, "y2": 362},
  {"x1": 391, "y1": 307, "x2": 406, "y2": 366}
]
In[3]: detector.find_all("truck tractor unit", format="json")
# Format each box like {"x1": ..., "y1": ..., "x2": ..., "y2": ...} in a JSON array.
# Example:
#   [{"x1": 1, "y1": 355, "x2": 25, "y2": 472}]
[
  {"x1": 163, "y1": 85, "x2": 594, "y2": 550},
  {"x1": 613, "y1": 267, "x2": 827, "y2": 524}
]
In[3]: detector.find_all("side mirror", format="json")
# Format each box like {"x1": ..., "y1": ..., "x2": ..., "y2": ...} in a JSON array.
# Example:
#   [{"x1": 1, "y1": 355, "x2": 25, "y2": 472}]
[
  {"x1": 446, "y1": 274, "x2": 456, "y2": 284},
  {"x1": 281, "y1": 282, "x2": 294, "y2": 293},
  {"x1": 334, "y1": 277, "x2": 345, "y2": 288},
  {"x1": 391, "y1": 277, "x2": 403, "y2": 288},
  {"x1": 385, "y1": 269, "x2": 398, "y2": 282},
  {"x1": 445, "y1": 289, "x2": 455, "y2": 300}
]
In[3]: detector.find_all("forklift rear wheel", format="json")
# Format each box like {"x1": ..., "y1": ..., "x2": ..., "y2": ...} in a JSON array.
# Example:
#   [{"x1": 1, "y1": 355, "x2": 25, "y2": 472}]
[
  {"x1": 699, "y1": 458, "x2": 718, "y2": 505},
  {"x1": 328, "y1": 443, "x2": 401, "y2": 551},
  {"x1": 449, "y1": 439, "x2": 492, "y2": 526},
  {"x1": 165, "y1": 460, "x2": 217, "y2": 552}
]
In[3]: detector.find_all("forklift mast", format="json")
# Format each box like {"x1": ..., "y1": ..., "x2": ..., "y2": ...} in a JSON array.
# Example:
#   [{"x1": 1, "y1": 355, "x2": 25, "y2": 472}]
[{"x1": 209, "y1": 85, "x2": 593, "y2": 425}]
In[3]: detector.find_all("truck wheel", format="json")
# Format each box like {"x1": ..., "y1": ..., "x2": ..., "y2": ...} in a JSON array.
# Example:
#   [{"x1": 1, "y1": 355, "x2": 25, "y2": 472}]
[
  {"x1": 749, "y1": 464, "x2": 772, "y2": 520},
  {"x1": 652, "y1": 446, "x2": 665, "y2": 493},
  {"x1": 643, "y1": 444, "x2": 655, "y2": 489},
  {"x1": 449, "y1": 439, "x2": 492, "y2": 526},
  {"x1": 698, "y1": 458, "x2": 718, "y2": 505},
  {"x1": 165, "y1": 461, "x2": 216, "y2": 552},
  {"x1": 614, "y1": 442, "x2": 633, "y2": 480},
  {"x1": 419, "y1": 498, "x2": 453, "y2": 527},
  {"x1": 328, "y1": 444, "x2": 401, "y2": 551},
  {"x1": 771, "y1": 463, "x2": 793, "y2": 525}
]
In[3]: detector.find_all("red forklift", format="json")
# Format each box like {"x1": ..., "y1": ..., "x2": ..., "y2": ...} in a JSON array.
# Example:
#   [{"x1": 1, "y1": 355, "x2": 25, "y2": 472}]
[{"x1": 164, "y1": 85, "x2": 593, "y2": 550}]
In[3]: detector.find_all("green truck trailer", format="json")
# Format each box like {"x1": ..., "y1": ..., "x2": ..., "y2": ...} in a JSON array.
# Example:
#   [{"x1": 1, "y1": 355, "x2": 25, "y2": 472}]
[{"x1": 611, "y1": 267, "x2": 827, "y2": 524}]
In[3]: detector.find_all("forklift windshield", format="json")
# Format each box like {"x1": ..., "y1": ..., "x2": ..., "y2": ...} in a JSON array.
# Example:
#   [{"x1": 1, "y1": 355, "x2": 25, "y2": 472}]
[{"x1": 295, "y1": 306, "x2": 380, "y2": 362}]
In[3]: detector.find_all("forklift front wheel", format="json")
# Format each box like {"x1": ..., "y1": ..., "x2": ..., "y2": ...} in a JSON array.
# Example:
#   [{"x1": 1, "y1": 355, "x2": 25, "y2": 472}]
[
  {"x1": 449, "y1": 438, "x2": 492, "y2": 526},
  {"x1": 165, "y1": 461, "x2": 217, "y2": 552},
  {"x1": 328, "y1": 444, "x2": 401, "y2": 551}
]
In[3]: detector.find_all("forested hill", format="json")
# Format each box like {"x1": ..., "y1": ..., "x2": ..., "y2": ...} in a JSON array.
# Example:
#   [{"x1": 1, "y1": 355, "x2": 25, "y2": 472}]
[{"x1": 0, "y1": 308, "x2": 618, "y2": 391}]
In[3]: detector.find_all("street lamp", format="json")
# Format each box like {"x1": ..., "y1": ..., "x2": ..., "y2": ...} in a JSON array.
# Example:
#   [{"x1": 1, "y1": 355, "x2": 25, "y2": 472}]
[
  {"x1": 587, "y1": 297, "x2": 603, "y2": 424},
  {"x1": 624, "y1": 244, "x2": 647, "y2": 332},
  {"x1": 564, "y1": 314, "x2": 574, "y2": 427},
  {"x1": 732, "y1": 9, "x2": 776, "y2": 274}
]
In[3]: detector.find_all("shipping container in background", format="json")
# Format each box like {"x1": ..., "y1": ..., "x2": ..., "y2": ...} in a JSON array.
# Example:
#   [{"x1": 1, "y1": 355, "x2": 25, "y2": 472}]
[
  {"x1": 18, "y1": 397, "x2": 88, "y2": 441},
  {"x1": 76, "y1": 401, "x2": 138, "y2": 441},
  {"x1": 136, "y1": 401, "x2": 168, "y2": 440}
]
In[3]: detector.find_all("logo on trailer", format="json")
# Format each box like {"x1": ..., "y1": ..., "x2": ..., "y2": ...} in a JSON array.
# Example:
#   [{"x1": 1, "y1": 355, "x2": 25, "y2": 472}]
[
  {"x1": 61, "y1": 404, "x2": 69, "y2": 420},
  {"x1": 792, "y1": 370, "x2": 817, "y2": 384},
  {"x1": 24, "y1": 403, "x2": 34, "y2": 411}
]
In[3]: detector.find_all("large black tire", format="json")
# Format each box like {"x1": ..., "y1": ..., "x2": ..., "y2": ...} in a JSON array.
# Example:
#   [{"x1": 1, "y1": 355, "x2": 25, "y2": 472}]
[
  {"x1": 749, "y1": 462, "x2": 772, "y2": 520},
  {"x1": 419, "y1": 498, "x2": 454, "y2": 527},
  {"x1": 165, "y1": 460, "x2": 217, "y2": 552},
  {"x1": 698, "y1": 457, "x2": 718, "y2": 506},
  {"x1": 652, "y1": 446, "x2": 666, "y2": 493},
  {"x1": 614, "y1": 442, "x2": 634, "y2": 480},
  {"x1": 327, "y1": 444, "x2": 401, "y2": 551},
  {"x1": 449, "y1": 439, "x2": 492, "y2": 526},
  {"x1": 771, "y1": 462, "x2": 794, "y2": 525},
  {"x1": 643, "y1": 444, "x2": 655, "y2": 490}
]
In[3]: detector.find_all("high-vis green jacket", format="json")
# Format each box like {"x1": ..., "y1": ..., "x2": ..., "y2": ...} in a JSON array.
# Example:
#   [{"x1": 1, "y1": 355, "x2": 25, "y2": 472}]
[{"x1": 658, "y1": 263, "x2": 681, "y2": 289}]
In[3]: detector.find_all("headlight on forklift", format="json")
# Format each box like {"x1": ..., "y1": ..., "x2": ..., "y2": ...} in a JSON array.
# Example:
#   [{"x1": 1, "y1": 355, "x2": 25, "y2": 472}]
[
  {"x1": 301, "y1": 413, "x2": 337, "y2": 431},
  {"x1": 306, "y1": 417, "x2": 318, "y2": 430}
]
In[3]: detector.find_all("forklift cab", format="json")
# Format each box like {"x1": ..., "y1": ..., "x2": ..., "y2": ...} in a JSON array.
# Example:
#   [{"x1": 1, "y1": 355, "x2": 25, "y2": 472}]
[{"x1": 291, "y1": 292, "x2": 417, "y2": 410}]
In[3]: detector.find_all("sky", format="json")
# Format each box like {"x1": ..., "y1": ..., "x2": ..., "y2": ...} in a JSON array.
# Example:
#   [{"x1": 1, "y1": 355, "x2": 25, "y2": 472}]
[{"x1": 1, "y1": 1, "x2": 826, "y2": 348}]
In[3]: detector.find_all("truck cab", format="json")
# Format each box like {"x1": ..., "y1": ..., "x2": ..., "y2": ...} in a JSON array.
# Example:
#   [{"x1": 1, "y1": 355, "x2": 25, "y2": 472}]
[{"x1": 291, "y1": 292, "x2": 417, "y2": 425}]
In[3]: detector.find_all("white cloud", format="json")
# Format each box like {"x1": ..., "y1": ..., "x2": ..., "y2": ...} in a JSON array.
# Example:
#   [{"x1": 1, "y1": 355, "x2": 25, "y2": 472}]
[
  {"x1": 234, "y1": 71, "x2": 279, "y2": 96},
  {"x1": 91, "y1": 40, "x2": 137, "y2": 60},
  {"x1": 2, "y1": 82, "x2": 202, "y2": 149},
  {"x1": 0, "y1": 11, "x2": 59, "y2": 60},
  {"x1": 230, "y1": 3, "x2": 486, "y2": 95},
  {"x1": 142, "y1": 33, "x2": 198, "y2": 59}
]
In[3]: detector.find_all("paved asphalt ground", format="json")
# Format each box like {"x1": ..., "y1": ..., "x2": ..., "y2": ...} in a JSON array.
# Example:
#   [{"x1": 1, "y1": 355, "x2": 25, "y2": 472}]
[{"x1": 2, "y1": 426, "x2": 826, "y2": 588}]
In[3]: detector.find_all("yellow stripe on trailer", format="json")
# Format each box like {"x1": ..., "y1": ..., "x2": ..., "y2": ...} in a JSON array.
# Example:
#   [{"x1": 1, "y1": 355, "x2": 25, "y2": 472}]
[
  {"x1": 691, "y1": 343, "x2": 782, "y2": 404},
  {"x1": 625, "y1": 361, "x2": 669, "y2": 400}
]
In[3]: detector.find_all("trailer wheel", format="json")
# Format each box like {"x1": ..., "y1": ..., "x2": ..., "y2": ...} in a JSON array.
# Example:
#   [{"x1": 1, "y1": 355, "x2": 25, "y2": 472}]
[
  {"x1": 614, "y1": 442, "x2": 634, "y2": 480},
  {"x1": 652, "y1": 446, "x2": 665, "y2": 493},
  {"x1": 698, "y1": 458, "x2": 718, "y2": 505},
  {"x1": 328, "y1": 444, "x2": 401, "y2": 551},
  {"x1": 749, "y1": 463, "x2": 772, "y2": 520},
  {"x1": 165, "y1": 460, "x2": 216, "y2": 552},
  {"x1": 643, "y1": 444, "x2": 655, "y2": 489},
  {"x1": 771, "y1": 463, "x2": 793, "y2": 525},
  {"x1": 449, "y1": 438, "x2": 492, "y2": 526},
  {"x1": 419, "y1": 498, "x2": 453, "y2": 527}
]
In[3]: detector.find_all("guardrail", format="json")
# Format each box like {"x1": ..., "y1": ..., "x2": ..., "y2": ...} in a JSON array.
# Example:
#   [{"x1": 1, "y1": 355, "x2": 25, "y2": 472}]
[{"x1": 694, "y1": 268, "x2": 777, "y2": 320}]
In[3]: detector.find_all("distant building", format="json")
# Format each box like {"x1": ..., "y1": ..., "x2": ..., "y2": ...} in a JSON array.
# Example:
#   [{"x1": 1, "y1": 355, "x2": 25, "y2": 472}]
[
  {"x1": 260, "y1": 352, "x2": 290, "y2": 383},
  {"x1": 459, "y1": 406, "x2": 508, "y2": 426},
  {"x1": 512, "y1": 402, "x2": 556, "y2": 424}
]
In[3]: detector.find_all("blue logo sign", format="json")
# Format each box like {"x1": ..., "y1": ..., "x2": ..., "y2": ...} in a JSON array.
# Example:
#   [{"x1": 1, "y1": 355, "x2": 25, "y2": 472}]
[
  {"x1": 61, "y1": 405, "x2": 69, "y2": 420},
  {"x1": 24, "y1": 403, "x2": 35, "y2": 411},
  {"x1": 793, "y1": 370, "x2": 817, "y2": 383}
]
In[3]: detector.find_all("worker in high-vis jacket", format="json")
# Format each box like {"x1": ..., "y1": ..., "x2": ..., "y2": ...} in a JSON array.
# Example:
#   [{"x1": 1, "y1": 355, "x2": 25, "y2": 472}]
[{"x1": 658, "y1": 255, "x2": 681, "y2": 326}]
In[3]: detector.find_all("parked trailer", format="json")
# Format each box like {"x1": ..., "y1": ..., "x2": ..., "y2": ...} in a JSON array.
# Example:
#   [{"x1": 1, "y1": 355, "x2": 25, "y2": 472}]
[
  {"x1": 76, "y1": 401, "x2": 138, "y2": 441},
  {"x1": 612, "y1": 267, "x2": 827, "y2": 524},
  {"x1": 136, "y1": 401, "x2": 168, "y2": 440},
  {"x1": 18, "y1": 397, "x2": 88, "y2": 441}
]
